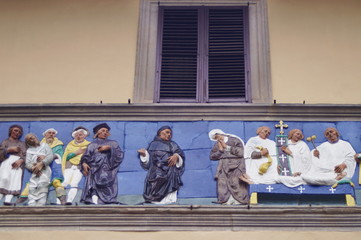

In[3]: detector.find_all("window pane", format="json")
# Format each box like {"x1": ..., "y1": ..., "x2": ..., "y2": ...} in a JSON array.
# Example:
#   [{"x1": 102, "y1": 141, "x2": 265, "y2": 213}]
[
  {"x1": 208, "y1": 8, "x2": 247, "y2": 100},
  {"x1": 159, "y1": 9, "x2": 198, "y2": 100}
]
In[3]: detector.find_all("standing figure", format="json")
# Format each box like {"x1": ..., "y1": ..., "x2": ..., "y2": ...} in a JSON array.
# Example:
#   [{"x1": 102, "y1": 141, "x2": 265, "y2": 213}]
[
  {"x1": 209, "y1": 129, "x2": 251, "y2": 205},
  {"x1": 62, "y1": 126, "x2": 90, "y2": 205},
  {"x1": 41, "y1": 128, "x2": 66, "y2": 204},
  {"x1": 245, "y1": 126, "x2": 278, "y2": 184},
  {"x1": 24, "y1": 134, "x2": 54, "y2": 206},
  {"x1": 302, "y1": 127, "x2": 356, "y2": 185},
  {"x1": 0, "y1": 125, "x2": 27, "y2": 205},
  {"x1": 276, "y1": 129, "x2": 312, "y2": 187},
  {"x1": 137, "y1": 126, "x2": 185, "y2": 204},
  {"x1": 80, "y1": 123, "x2": 123, "y2": 204}
]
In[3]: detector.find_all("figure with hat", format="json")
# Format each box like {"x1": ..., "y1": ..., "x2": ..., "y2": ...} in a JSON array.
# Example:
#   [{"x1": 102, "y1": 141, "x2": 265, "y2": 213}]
[
  {"x1": 0, "y1": 125, "x2": 27, "y2": 205},
  {"x1": 137, "y1": 126, "x2": 185, "y2": 204},
  {"x1": 16, "y1": 128, "x2": 66, "y2": 205},
  {"x1": 209, "y1": 129, "x2": 251, "y2": 205},
  {"x1": 61, "y1": 126, "x2": 90, "y2": 204},
  {"x1": 39, "y1": 128, "x2": 66, "y2": 204},
  {"x1": 80, "y1": 123, "x2": 123, "y2": 204}
]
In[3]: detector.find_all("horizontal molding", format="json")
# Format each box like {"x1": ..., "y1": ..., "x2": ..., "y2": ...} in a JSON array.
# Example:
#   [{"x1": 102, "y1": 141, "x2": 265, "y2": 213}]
[
  {"x1": 0, "y1": 103, "x2": 361, "y2": 121},
  {"x1": 1, "y1": 205, "x2": 361, "y2": 231}
]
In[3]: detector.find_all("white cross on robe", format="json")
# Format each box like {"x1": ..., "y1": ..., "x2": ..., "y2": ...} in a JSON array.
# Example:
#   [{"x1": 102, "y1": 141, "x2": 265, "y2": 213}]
[
  {"x1": 281, "y1": 168, "x2": 290, "y2": 176},
  {"x1": 278, "y1": 138, "x2": 286, "y2": 145},
  {"x1": 279, "y1": 154, "x2": 288, "y2": 163},
  {"x1": 329, "y1": 187, "x2": 336, "y2": 194}
]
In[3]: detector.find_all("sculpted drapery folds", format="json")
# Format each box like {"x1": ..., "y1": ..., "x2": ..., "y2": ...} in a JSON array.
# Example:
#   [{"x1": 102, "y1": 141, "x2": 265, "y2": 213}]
[
  {"x1": 24, "y1": 133, "x2": 54, "y2": 206},
  {"x1": 302, "y1": 127, "x2": 356, "y2": 185},
  {"x1": 62, "y1": 126, "x2": 90, "y2": 204},
  {"x1": 209, "y1": 129, "x2": 251, "y2": 205},
  {"x1": 0, "y1": 125, "x2": 27, "y2": 205},
  {"x1": 245, "y1": 126, "x2": 279, "y2": 184},
  {"x1": 41, "y1": 128, "x2": 66, "y2": 204},
  {"x1": 138, "y1": 126, "x2": 185, "y2": 204},
  {"x1": 80, "y1": 123, "x2": 123, "y2": 205}
]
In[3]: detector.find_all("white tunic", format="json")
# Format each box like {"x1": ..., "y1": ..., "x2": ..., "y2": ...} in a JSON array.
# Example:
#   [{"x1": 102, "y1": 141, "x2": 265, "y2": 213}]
[
  {"x1": 25, "y1": 143, "x2": 54, "y2": 201},
  {"x1": 302, "y1": 139, "x2": 356, "y2": 185},
  {"x1": 276, "y1": 140, "x2": 312, "y2": 187},
  {"x1": 245, "y1": 136, "x2": 278, "y2": 184}
]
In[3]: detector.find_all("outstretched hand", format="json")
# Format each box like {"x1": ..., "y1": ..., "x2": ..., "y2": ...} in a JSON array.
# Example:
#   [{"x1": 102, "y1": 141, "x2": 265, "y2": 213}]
[{"x1": 137, "y1": 149, "x2": 146, "y2": 157}]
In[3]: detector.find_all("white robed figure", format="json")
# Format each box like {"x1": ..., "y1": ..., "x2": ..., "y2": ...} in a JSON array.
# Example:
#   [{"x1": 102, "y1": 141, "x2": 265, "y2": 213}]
[
  {"x1": 245, "y1": 126, "x2": 278, "y2": 184},
  {"x1": 275, "y1": 129, "x2": 312, "y2": 187},
  {"x1": 25, "y1": 134, "x2": 54, "y2": 206},
  {"x1": 302, "y1": 128, "x2": 356, "y2": 185}
]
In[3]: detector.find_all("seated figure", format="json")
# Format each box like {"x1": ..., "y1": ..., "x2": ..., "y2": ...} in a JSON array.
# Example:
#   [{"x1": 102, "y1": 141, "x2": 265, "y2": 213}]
[
  {"x1": 275, "y1": 129, "x2": 312, "y2": 187},
  {"x1": 245, "y1": 126, "x2": 278, "y2": 184},
  {"x1": 302, "y1": 127, "x2": 356, "y2": 185}
]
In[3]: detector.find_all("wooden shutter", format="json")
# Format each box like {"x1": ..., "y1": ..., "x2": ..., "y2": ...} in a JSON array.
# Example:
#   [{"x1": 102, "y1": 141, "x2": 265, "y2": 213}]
[
  {"x1": 207, "y1": 8, "x2": 247, "y2": 101},
  {"x1": 158, "y1": 9, "x2": 198, "y2": 101}
]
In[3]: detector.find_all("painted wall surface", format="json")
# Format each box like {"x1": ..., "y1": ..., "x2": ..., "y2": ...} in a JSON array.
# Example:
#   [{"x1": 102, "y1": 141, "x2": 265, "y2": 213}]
[
  {"x1": 0, "y1": 0, "x2": 360, "y2": 104},
  {"x1": 269, "y1": 0, "x2": 361, "y2": 104},
  {"x1": 0, "y1": 0, "x2": 139, "y2": 104},
  {"x1": 1, "y1": 120, "x2": 360, "y2": 205}
]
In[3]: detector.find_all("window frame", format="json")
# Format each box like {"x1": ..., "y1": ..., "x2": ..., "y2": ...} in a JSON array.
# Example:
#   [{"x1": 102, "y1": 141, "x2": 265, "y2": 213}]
[{"x1": 134, "y1": 0, "x2": 271, "y2": 104}]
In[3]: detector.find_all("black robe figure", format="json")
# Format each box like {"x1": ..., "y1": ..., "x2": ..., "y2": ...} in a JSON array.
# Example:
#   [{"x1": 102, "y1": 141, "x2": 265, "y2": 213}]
[
  {"x1": 80, "y1": 123, "x2": 123, "y2": 204},
  {"x1": 139, "y1": 126, "x2": 185, "y2": 203}
]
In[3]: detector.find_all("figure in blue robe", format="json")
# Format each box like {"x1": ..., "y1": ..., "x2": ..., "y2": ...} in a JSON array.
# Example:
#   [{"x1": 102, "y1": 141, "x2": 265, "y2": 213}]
[
  {"x1": 80, "y1": 123, "x2": 123, "y2": 204},
  {"x1": 138, "y1": 126, "x2": 185, "y2": 204}
]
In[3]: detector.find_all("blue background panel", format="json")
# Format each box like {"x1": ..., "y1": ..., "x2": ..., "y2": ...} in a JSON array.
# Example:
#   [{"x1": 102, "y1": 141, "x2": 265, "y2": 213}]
[{"x1": 0, "y1": 120, "x2": 359, "y2": 204}]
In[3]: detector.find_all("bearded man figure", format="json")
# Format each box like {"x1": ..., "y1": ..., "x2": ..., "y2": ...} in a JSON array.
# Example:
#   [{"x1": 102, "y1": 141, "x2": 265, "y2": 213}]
[{"x1": 25, "y1": 133, "x2": 54, "y2": 206}]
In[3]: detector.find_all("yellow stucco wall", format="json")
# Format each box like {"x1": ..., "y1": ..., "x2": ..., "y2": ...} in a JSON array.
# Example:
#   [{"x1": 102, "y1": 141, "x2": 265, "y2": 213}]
[
  {"x1": 0, "y1": 0, "x2": 360, "y2": 104},
  {"x1": 269, "y1": 0, "x2": 361, "y2": 104},
  {"x1": 0, "y1": 0, "x2": 139, "y2": 104}
]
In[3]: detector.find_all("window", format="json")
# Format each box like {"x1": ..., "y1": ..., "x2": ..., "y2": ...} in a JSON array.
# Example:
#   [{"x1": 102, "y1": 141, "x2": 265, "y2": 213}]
[
  {"x1": 156, "y1": 7, "x2": 249, "y2": 103},
  {"x1": 134, "y1": 0, "x2": 271, "y2": 104}
]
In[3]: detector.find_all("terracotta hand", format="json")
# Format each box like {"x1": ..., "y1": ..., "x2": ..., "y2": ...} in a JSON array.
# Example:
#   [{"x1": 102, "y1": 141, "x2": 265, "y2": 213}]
[
  {"x1": 98, "y1": 145, "x2": 111, "y2": 152},
  {"x1": 137, "y1": 149, "x2": 146, "y2": 157},
  {"x1": 167, "y1": 154, "x2": 179, "y2": 167},
  {"x1": 82, "y1": 162, "x2": 91, "y2": 176}
]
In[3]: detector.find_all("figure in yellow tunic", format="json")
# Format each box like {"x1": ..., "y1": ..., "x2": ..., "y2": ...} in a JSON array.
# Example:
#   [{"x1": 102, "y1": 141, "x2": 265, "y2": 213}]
[{"x1": 61, "y1": 126, "x2": 90, "y2": 205}]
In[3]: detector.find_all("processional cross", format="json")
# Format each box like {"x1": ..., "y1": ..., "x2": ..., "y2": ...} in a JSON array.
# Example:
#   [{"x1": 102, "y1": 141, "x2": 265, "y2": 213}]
[
  {"x1": 275, "y1": 120, "x2": 288, "y2": 135},
  {"x1": 275, "y1": 120, "x2": 292, "y2": 176}
]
